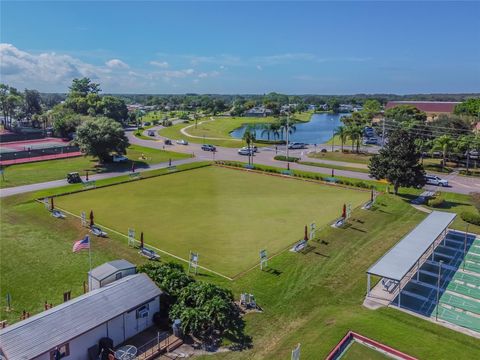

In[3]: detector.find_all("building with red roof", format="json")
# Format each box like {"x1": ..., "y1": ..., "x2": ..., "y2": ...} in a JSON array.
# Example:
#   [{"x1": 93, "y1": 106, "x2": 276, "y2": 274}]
[{"x1": 385, "y1": 101, "x2": 460, "y2": 115}]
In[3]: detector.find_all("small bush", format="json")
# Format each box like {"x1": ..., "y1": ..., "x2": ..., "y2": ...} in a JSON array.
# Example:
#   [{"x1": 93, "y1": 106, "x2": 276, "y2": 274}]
[
  {"x1": 428, "y1": 196, "x2": 445, "y2": 208},
  {"x1": 461, "y1": 211, "x2": 480, "y2": 226}
]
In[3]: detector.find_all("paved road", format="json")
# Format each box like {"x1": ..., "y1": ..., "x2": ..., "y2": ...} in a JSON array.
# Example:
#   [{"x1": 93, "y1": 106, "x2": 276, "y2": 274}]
[
  {"x1": 1, "y1": 126, "x2": 478, "y2": 197},
  {"x1": 131, "y1": 128, "x2": 478, "y2": 194}
]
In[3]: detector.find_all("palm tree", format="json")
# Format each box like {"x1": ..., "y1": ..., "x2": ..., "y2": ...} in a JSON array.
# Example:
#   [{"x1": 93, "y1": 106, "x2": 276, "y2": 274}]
[
  {"x1": 434, "y1": 134, "x2": 454, "y2": 170},
  {"x1": 346, "y1": 125, "x2": 363, "y2": 153},
  {"x1": 334, "y1": 126, "x2": 348, "y2": 152},
  {"x1": 243, "y1": 126, "x2": 256, "y2": 165}
]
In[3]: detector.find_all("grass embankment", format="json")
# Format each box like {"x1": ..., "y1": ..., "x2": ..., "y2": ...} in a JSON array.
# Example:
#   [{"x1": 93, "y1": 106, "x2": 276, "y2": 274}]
[
  {"x1": 206, "y1": 193, "x2": 480, "y2": 359},
  {"x1": 159, "y1": 113, "x2": 312, "y2": 148},
  {"x1": 0, "y1": 144, "x2": 190, "y2": 188},
  {"x1": 2, "y1": 163, "x2": 479, "y2": 359}
]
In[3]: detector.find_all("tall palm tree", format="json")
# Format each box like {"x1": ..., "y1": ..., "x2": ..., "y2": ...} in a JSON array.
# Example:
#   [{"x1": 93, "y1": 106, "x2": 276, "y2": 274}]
[
  {"x1": 434, "y1": 134, "x2": 454, "y2": 170},
  {"x1": 346, "y1": 125, "x2": 363, "y2": 153},
  {"x1": 334, "y1": 126, "x2": 348, "y2": 152},
  {"x1": 243, "y1": 126, "x2": 256, "y2": 165}
]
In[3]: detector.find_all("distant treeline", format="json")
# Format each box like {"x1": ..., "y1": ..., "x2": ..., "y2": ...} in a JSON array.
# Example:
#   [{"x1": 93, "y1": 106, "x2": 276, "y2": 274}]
[{"x1": 40, "y1": 92, "x2": 480, "y2": 108}]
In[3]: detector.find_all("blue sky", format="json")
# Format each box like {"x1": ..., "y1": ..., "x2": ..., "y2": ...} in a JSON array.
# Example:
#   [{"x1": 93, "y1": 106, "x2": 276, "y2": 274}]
[{"x1": 1, "y1": 1, "x2": 479, "y2": 94}]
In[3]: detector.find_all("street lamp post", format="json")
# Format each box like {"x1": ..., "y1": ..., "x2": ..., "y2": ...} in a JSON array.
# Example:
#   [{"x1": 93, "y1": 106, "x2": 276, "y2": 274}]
[
  {"x1": 435, "y1": 260, "x2": 443, "y2": 321},
  {"x1": 464, "y1": 224, "x2": 469, "y2": 271}
]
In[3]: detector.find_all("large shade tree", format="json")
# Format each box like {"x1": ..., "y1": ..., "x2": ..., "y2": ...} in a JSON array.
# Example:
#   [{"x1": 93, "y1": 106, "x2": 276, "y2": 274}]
[
  {"x1": 369, "y1": 128, "x2": 425, "y2": 194},
  {"x1": 75, "y1": 117, "x2": 129, "y2": 163}
]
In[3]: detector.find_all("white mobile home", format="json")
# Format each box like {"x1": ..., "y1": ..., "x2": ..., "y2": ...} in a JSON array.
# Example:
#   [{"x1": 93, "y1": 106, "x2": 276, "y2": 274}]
[{"x1": 0, "y1": 273, "x2": 161, "y2": 360}]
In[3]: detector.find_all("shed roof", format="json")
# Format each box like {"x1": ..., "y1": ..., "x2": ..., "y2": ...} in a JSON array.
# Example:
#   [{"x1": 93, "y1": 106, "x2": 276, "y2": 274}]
[
  {"x1": 367, "y1": 211, "x2": 456, "y2": 281},
  {"x1": 0, "y1": 273, "x2": 161, "y2": 360},
  {"x1": 89, "y1": 259, "x2": 136, "y2": 281}
]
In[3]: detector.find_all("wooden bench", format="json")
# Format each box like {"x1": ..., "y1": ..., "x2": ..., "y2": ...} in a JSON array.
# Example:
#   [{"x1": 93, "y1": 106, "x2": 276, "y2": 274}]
[{"x1": 139, "y1": 247, "x2": 160, "y2": 261}]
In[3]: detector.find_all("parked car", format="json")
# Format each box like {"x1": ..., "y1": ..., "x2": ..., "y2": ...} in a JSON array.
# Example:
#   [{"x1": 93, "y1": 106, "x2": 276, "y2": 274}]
[
  {"x1": 147, "y1": 130, "x2": 155, "y2": 136},
  {"x1": 238, "y1": 147, "x2": 254, "y2": 156},
  {"x1": 363, "y1": 138, "x2": 378, "y2": 145},
  {"x1": 466, "y1": 150, "x2": 479, "y2": 159},
  {"x1": 164, "y1": 139, "x2": 173, "y2": 145},
  {"x1": 66, "y1": 172, "x2": 82, "y2": 184},
  {"x1": 113, "y1": 155, "x2": 128, "y2": 163},
  {"x1": 288, "y1": 142, "x2": 307, "y2": 149},
  {"x1": 201, "y1": 144, "x2": 216, "y2": 151},
  {"x1": 142, "y1": 122, "x2": 151, "y2": 127},
  {"x1": 425, "y1": 175, "x2": 449, "y2": 187},
  {"x1": 176, "y1": 139, "x2": 189, "y2": 145}
]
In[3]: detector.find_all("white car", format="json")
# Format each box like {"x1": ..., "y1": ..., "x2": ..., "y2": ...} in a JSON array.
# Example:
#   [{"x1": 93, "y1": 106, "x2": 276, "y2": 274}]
[
  {"x1": 176, "y1": 139, "x2": 189, "y2": 145},
  {"x1": 238, "y1": 147, "x2": 254, "y2": 156},
  {"x1": 112, "y1": 155, "x2": 128, "y2": 163},
  {"x1": 425, "y1": 175, "x2": 448, "y2": 187}
]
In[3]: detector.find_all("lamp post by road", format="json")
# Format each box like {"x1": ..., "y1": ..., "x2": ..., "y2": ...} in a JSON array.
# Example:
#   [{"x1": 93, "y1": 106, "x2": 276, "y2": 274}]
[
  {"x1": 463, "y1": 224, "x2": 469, "y2": 271},
  {"x1": 435, "y1": 260, "x2": 443, "y2": 321}
]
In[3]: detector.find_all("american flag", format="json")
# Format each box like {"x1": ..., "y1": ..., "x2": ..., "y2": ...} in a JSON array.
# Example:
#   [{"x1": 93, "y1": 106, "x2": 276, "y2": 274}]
[{"x1": 73, "y1": 235, "x2": 90, "y2": 252}]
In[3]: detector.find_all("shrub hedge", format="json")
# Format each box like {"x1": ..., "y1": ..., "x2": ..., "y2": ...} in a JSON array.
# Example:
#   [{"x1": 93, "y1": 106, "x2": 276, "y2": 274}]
[{"x1": 461, "y1": 211, "x2": 480, "y2": 226}]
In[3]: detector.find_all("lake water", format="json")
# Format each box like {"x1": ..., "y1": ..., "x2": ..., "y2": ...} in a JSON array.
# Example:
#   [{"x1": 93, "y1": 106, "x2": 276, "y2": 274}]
[{"x1": 229, "y1": 113, "x2": 346, "y2": 144}]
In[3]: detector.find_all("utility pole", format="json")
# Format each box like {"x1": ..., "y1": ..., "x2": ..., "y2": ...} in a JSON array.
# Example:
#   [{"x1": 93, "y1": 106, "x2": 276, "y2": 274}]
[{"x1": 381, "y1": 117, "x2": 386, "y2": 148}]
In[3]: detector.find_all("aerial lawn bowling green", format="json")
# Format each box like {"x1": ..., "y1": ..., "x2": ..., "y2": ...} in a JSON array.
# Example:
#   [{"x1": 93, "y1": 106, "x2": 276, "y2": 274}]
[{"x1": 54, "y1": 165, "x2": 369, "y2": 277}]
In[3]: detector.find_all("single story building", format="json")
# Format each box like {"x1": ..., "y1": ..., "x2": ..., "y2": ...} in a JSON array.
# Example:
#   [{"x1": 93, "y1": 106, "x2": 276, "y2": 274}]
[
  {"x1": 0, "y1": 273, "x2": 161, "y2": 360},
  {"x1": 244, "y1": 106, "x2": 273, "y2": 117},
  {"x1": 385, "y1": 101, "x2": 461, "y2": 119},
  {"x1": 88, "y1": 259, "x2": 136, "y2": 290}
]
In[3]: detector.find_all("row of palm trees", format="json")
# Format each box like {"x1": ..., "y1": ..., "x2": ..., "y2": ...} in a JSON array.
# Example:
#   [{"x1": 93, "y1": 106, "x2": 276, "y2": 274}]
[
  {"x1": 334, "y1": 125, "x2": 364, "y2": 153},
  {"x1": 258, "y1": 117, "x2": 297, "y2": 141}
]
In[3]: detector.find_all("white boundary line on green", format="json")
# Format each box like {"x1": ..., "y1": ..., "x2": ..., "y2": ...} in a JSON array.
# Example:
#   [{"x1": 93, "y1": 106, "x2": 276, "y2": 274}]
[{"x1": 40, "y1": 200, "x2": 233, "y2": 281}]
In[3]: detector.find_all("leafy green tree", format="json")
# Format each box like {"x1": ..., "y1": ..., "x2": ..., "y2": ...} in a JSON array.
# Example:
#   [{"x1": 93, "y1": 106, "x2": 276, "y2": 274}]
[
  {"x1": 169, "y1": 282, "x2": 243, "y2": 344},
  {"x1": 362, "y1": 99, "x2": 381, "y2": 119},
  {"x1": 334, "y1": 126, "x2": 348, "y2": 152},
  {"x1": 385, "y1": 105, "x2": 427, "y2": 123},
  {"x1": 454, "y1": 98, "x2": 480, "y2": 117},
  {"x1": 74, "y1": 117, "x2": 129, "y2": 162},
  {"x1": 69, "y1": 77, "x2": 101, "y2": 97},
  {"x1": 52, "y1": 114, "x2": 84, "y2": 138},
  {"x1": 98, "y1": 96, "x2": 128, "y2": 123},
  {"x1": 243, "y1": 127, "x2": 256, "y2": 165},
  {"x1": 23, "y1": 89, "x2": 42, "y2": 119},
  {"x1": 137, "y1": 262, "x2": 193, "y2": 299},
  {"x1": 369, "y1": 128, "x2": 425, "y2": 194},
  {"x1": 327, "y1": 98, "x2": 340, "y2": 113}
]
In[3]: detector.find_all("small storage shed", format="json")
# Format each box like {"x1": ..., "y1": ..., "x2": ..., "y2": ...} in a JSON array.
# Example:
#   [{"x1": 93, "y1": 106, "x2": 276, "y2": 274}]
[{"x1": 88, "y1": 259, "x2": 136, "y2": 290}]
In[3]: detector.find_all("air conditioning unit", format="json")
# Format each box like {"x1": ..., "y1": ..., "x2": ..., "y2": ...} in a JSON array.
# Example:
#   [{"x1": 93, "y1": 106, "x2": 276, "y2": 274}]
[{"x1": 138, "y1": 309, "x2": 149, "y2": 318}]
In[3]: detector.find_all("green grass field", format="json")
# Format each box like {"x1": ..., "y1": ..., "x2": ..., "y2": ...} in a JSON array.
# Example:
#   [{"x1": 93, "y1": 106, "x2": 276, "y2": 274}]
[
  {"x1": 0, "y1": 144, "x2": 190, "y2": 188},
  {"x1": 308, "y1": 151, "x2": 372, "y2": 165},
  {"x1": 2, "y1": 164, "x2": 480, "y2": 358},
  {"x1": 159, "y1": 114, "x2": 312, "y2": 148},
  {"x1": 341, "y1": 341, "x2": 390, "y2": 360},
  {"x1": 54, "y1": 166, "x2": 369, "y2": 277}
]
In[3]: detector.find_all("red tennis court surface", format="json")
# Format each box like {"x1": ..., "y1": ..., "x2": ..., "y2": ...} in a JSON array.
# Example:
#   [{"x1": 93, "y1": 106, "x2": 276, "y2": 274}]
[
  {"x1": 0, "y1": 138, "x2": 82, "y2": 165},
  {"x1": 0, "y1": 151, "x2": 82, "y2": 166}
]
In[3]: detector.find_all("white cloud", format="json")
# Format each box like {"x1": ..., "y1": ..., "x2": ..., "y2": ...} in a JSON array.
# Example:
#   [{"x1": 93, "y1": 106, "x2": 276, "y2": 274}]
[
  {"x1": 256, "y1": 65, "x2": 263, "y2": 71},
  {"x1": 161, "y1": 68, "x2": 195, "y2": 79},
  {"x1": 150, "y1": 60, "x2": 169, "y2": 68},
  {"x1": 105, "y1": 58, "x2": 129, "y2": 69}
]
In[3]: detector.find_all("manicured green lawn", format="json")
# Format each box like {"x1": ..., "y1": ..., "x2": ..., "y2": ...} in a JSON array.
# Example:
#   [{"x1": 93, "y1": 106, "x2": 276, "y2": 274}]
[
  {"x1": 159, "y1": 114, "x2": 312, "y2": 148},
  {"x1": 2, "y1": 164, "x2": 480, "y2": 359},
  {"x1": 55, "y1": 166, "x2": 369, "y2": 277},
  {"x1": 308, "y1": 151, "x2": 372, "y2": 165},
  {"x1": 0, "y1": 144, "x2": 190, "y2": 188},
  {"x1": 342, "y1": 342, "x2": 390, "y2": 360}
]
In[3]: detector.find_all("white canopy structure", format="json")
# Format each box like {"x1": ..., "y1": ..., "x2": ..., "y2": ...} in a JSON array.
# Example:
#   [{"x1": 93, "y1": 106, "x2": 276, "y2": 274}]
[{"x1": 366, "y1": 211, "x2": 456, "y2": 304}]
